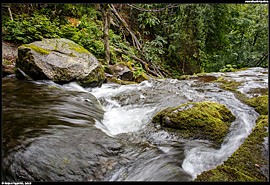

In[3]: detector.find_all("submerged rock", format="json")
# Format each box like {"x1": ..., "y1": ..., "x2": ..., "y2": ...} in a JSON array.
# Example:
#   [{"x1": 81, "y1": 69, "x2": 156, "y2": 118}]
[
  {"x1": 15, "y1": 38, "x2": 105, "y2": 87},
  {"x1": 152, "y1": 101, "x2": 236, "y2": 145}
]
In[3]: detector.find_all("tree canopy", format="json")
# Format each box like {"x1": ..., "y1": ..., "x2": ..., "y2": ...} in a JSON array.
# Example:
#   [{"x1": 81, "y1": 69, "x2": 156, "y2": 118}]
[{"x1": 2, "y1": 3, "x2": 268, "y2": 78}]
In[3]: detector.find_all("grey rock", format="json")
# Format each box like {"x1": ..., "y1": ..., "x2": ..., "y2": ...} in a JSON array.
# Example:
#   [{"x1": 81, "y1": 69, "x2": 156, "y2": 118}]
[{"x1": 15, "y1": 38, "x2": 105, "y2": 87}]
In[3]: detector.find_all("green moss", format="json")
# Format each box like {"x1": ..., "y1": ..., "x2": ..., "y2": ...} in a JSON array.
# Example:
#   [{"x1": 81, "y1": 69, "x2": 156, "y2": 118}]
[
  {"x1": 66, "y1": 42, "x2": 90, "y2": 54},
  {"x1": 213, "y1": 77, "x2": 242, "y2": 91},
  {"x1": 21, "y1": 44, "x2": 50, "y2": 55},
  {"x1": 216, "y1": 76, "x2": 224, "y2": 81},
  {"x1": 2, "y1": 59, "x2": 14, "y2": 65},
  {"x1": 77, "y1": 66, "x2": 105, "y2": 87},
  {"x1": 68, "y1": 51, "x2": 77, "y2": 57},
  {"x1": 178, "y1": 75, "x2": 192, "y2": 80},
  {"x1": 152, "y1": 101, "x2": 236, "y2": 145},
  {"x1": 213, "y1": 78, "x2": 268, "y2": 115},
  {"x1": 218, "y1": 79, "x2": 243, "y2": 92},
  {"x1": 198, "y1": 76, "x2": 269, "y2": 181},
  {"x1": 245, "y1": 95, "x2": 268, "y2": 115},
  {"x1": 118, "y1": 61, "x2": 133, "y2": 71},
  {"x1": 195, "y1": 115, "x2": 268, "y2": 181},
  {"x1": 48, "y1": 86, "x2": 63, "y2": 90},
  {"x1": 107, "y1": 78, "x2": 138, "y2": 85},
  {"x1": 63, "y1": 157, "x2": 71, "y2": 164}
]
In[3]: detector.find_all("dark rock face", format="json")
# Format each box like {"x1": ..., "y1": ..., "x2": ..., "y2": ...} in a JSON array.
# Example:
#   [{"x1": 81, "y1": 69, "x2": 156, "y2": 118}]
[{"x1": 15, "y1": 38, "x2": 105, "y2": 87}]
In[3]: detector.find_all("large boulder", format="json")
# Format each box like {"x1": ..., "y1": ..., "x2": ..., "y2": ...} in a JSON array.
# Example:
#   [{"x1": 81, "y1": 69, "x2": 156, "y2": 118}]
[
  {"x1": 152, "y1": 101, "x2": 236, "y2": 145},
  {"x1": 15, "y1": 38, "x2": 105, "y2": 87}
]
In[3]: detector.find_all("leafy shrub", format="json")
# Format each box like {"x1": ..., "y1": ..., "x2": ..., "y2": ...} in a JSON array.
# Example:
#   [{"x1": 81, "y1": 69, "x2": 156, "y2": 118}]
[
  {"x1": 2, "y1": 12, "x2": 105, "y2": 58},
  {"x1": 219, "y1": 64, "x2": 238, "y2": 72},
  {"x1": 142, "y1": 35, "x2": 167, "y2": 63},
  {"x1": 133, "y1": 62, "x2": 146, "y2": 78},
  {"x1": 2, "y1": 14, "x2": 60, "y2": 44}
]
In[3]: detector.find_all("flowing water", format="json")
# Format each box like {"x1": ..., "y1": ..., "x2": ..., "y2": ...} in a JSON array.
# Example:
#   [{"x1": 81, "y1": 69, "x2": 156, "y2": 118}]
[{"x1": 2, "y1": 67, "x2": 268, "y2": 181}]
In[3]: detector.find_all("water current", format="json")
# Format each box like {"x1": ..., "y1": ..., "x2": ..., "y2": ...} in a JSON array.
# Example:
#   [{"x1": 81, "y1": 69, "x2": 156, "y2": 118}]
[{"x1": 2, "y1": 67, "x2": 268, "y2": 181}]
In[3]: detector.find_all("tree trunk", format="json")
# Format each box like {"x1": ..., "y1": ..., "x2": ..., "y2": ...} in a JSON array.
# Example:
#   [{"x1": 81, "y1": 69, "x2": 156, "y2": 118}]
[
  {"x1": 101, "y1": 4, "x2": 111, "y2": 64},
  {"x1": 182, "y1": 10, "x2": 190, "y2": 74},
  {"x1": 2, "y1": 5, "x2": 14, "y2": 21}
]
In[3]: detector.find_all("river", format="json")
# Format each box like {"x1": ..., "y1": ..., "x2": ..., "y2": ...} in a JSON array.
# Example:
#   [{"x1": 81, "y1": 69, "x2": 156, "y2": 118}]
[{"x1": 2, "y1": 67, "x2": 268, "y2": 181}]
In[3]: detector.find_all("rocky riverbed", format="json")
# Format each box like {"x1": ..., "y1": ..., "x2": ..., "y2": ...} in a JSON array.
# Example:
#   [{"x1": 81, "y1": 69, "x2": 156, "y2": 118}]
[{"x1": 2, "y1": 40, "x2": 268, "y2": 181}]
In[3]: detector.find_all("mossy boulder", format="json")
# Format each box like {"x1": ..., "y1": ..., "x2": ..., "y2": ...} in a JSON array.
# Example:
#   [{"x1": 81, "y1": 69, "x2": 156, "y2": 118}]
[
  {"x1": 195, "y1": 115, "x2": 268, "y2": 181},
  {"x1": 245, "y1": 95, "x2": 268, "y2": 115},
  {"x1": 152, "y1": 101, "x2": 236, "y2": 145},
  {"x1": 15, "y1": 38, "x2": 105, "y2": 87}
]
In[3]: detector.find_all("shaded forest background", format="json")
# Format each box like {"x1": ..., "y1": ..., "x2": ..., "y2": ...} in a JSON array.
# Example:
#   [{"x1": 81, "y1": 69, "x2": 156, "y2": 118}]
[{"x1": 2, "y1": 4, "x2": 268, "y2": 79}]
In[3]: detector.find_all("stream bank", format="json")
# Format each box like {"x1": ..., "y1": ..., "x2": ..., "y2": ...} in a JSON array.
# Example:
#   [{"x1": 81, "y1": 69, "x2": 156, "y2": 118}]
[{"x1": 194, "y1": 69, "x2": 268, "y2": 181}]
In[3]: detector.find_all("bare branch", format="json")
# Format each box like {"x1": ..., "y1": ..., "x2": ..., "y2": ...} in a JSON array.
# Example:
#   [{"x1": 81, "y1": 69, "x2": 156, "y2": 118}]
[{"x1": 110, "y1": 4, "x2": 141, "y2": 50}]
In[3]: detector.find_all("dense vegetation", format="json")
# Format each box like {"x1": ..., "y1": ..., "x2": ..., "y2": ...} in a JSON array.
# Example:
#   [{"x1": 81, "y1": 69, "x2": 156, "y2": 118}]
[{"x1": 2, "y1": 4, "x2": 268, "y2": 78}]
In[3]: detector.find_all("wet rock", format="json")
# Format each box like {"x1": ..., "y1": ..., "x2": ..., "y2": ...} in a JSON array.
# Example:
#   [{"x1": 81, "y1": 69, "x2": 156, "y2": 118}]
[
  {"x1": 15, "y1": 38, "x2": 105, "y2": 87},
  {"x1": 152, "y1": 101, "x2": 236, "y2": 145},
  {"x1": 2, "y1": 60, "x2": 15, "y2": 77},
  {"x1": 3, "y1": 126, "x2": 124, "y2": 181},
  {"x1": 104, "y1": 63, "x2": 134, "y2": 81},
  {"x1": 135, "y1": 73, "x2": 149, "y2": 83},
  {"x1": 2, "y1": 41, "x2": 18, "y2": 61},
  {"x1": 2, "y1": 41, "x2": 19, "y2": 77},
  {"x1": 178, "y1": 75, "x2": 191, "y2": 80},
  {"x1": 106, "y1": 77, "x2": 138, "y2": 85}
]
